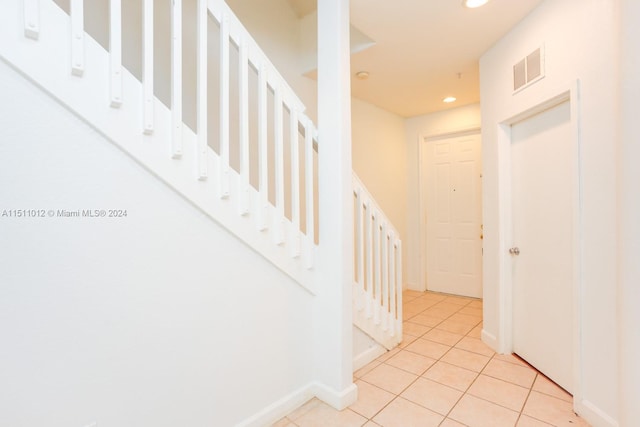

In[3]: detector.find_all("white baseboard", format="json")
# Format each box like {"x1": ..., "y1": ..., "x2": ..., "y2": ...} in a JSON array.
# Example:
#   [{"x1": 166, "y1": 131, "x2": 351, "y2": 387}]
[
  {"x1": 481, "y1": 329, "x2": 499, "y2": 351},
  {"x1": 575, "y1": 398, "x2": 619, "y2": 427},
  {"x1": 353, "y1": 344, "x2": 386, "y2": 371},
  {"x1": 313, "y1": 381, "x2": 358, "y2": 410},
  {"x1": 405, "y1": 282, "x2": 421, "y2": 291},
  {"x1": 236, "y1": 383, "x2": 316, "y2": 427},
  {"x1": 236, "y1": 381, "x2": 358, "y2": 427}
]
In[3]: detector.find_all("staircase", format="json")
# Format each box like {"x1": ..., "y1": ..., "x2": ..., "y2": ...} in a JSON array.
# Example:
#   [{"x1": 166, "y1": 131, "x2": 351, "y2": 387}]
[
  {"x1": 0, "y1": 0, "x2": 401, "y2": 419},
  {"x1": 353, "y1": 174, "x2": 403, "y2": 349}
]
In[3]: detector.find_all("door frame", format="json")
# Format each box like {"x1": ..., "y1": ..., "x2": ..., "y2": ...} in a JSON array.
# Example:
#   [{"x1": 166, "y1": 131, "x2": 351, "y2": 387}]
[
  {"x1": 417, "y1": 126, "x2": 481, "y2": 293},
  {"x1": 496, "y1": 81, "x2": 583, "y2": 403}
]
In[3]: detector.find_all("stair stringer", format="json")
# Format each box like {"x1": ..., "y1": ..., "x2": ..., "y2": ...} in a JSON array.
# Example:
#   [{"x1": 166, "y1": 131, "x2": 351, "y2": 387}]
[{"x1": 0, "y1": 0, "x2": 316, "y2": 294}]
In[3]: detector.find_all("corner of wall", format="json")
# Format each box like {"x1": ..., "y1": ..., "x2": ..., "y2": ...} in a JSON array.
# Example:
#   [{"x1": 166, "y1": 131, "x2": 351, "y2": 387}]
[
  {"x1": 312, "y1": 381, "x2": 358, "y2": 411},
  {"x1": 481, "y1": 329, "x2": 499, "y2": 353}
]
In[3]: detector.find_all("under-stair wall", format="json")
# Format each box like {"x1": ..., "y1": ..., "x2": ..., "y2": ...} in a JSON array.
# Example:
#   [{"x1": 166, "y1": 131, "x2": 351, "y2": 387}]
[{"x1": 0, "y1": 58, "x2": 317, "y2": 427}]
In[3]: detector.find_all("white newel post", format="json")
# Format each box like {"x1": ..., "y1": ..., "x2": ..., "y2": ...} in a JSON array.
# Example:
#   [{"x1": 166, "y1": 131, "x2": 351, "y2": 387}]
[
  {"x1": 314, "y1": 0, "x2": 357, "y2": 409},
  {"x1": 618, "y1": 1, "x2": 640, "y2": 425}
]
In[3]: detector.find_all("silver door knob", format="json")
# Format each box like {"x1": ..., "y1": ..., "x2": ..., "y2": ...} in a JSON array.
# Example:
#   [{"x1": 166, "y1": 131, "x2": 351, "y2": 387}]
[{"x1": 509, "y1": 247, "x2": 520, "y2": 256}]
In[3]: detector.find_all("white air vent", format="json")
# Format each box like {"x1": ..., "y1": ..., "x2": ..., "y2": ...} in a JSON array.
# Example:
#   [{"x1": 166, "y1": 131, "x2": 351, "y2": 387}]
[{"x1": 513, "y1": 46, "x2": 545, "y2": 93}]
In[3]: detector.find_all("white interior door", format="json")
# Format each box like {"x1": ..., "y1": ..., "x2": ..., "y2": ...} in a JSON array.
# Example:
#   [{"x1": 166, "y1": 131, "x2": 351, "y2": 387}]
[
  {"x1": 424, "y1": 132, "x2": 482, "y2": 298},
  {"x1": 511, "y1": 101, "x2": 574, "y2": 393}
]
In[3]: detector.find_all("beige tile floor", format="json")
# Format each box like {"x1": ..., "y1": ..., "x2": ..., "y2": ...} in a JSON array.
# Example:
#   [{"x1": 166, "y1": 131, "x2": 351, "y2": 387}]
[{"x1": 273, "y1": 290, "x2": 591, "y2": 427}]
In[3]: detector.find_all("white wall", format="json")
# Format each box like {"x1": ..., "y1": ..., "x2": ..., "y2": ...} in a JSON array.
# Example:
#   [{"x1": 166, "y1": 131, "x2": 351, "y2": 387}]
[
  {"x1": 404, "y1": 104, "x2": 481, "y2": 290},
  {"x1": 0, "y1": 62, "x2": 315, "y2": 427},
  {"x1": 618, "y1": 1, "x2": 640, "y2": 425},
  {"x1": 226, "y1": 0, "x2": 319, "y2": 123},
  {"x1": 480, "y1": 1, "x2": 619, "y2": 425}
]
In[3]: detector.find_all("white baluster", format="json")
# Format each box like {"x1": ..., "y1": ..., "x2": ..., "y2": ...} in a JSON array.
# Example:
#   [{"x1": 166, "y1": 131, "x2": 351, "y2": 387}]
[
  {"x1": 109, "y1": 0, "x2": 122, "y2": 107},
  {"x1": 219, "y1": 13, "x2": 230, "y2": 197},
  {"x1": 396, "y1": 240, "x2": 403, "y2": 338},
  {"x1": 356, "y1": 188, "x2": 365, "y2": 311},
  {"x1": 373, "y1": 212, "x2": 381, "y2": 325},
  {"x1": 196, "y1": 0, "x2": 208, "y2": 179},
  {"x1": 389, "y1": 232, "x2": 397, "y2": 337},
  {"x1": 238, "y1": 39, "x2": 250, "y2": 214},
  {"x1": 273, "y1": 87, "x2": 285, "y2": 245},
  {"x1": 70, "y1": 0, "x2": 84, "y2": 76},
  {"x1": 23, "y1": 0, "x2": 40, "y2": 40},
  {"x1": 142, "y1": 0, "x2": 154, "y2": 134},
  {"x1": 304, "y1": 120, "x2": 315, "y2": 268},
  {"x1": 170, "y1": 0, "x2": 182, "y2": 158},
  {"x1": 290, "y1": 109, "x2": 301, "y2": 257},
  {"x1": 381, "y1": 222, "x2": 389, "y2": 331},
  {"x1": 256, "y1": 64, "x2": 268, "y2": 231},
  {"x1": 365, "y1": 201, "x2": 374, "y2": 319}
]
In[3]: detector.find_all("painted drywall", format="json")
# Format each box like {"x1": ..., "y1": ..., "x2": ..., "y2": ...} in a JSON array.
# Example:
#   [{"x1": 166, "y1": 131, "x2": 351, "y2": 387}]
[
  {"x1": 618, "y1": 1, "x2": 640, "y2": 424},
  {"x1": 226, "y1": 0, "x2": 318, "y2": 123},
  {"x1": 0, "y1": 62, "x2": 315, "y2": 427},
  {"x1": 404, "y1": 104, "x2": 482, "y2": 290},
  {"x1": 480, "y1": 0, "x2": 619, "y2": 425}
]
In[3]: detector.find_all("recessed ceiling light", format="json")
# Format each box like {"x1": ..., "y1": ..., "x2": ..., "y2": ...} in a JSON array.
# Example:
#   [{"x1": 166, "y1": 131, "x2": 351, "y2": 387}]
[
  {"x1": 355, "y1": 71, "x2": 370, "y2": 80},
  {"x1": 443, "y1": 96, "x2": 457, "y2": 103},
  {"x1": 463, "y1": 0, "x2": 489, "y2": 8}
]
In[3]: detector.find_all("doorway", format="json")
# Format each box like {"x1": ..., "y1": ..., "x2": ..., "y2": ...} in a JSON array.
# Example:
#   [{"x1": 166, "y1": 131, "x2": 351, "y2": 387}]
[{"x1": 421, "y1": 130, "x2": 483, "y2": 298}]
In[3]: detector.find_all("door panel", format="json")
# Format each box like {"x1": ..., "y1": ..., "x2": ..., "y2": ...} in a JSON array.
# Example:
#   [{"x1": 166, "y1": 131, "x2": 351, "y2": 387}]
[
  {"x1": 424, "y1": 132, "x2": 482, "y2": 298},
  {"x1": 511, "y1": 101, "x2": 573, "y2": 393}
]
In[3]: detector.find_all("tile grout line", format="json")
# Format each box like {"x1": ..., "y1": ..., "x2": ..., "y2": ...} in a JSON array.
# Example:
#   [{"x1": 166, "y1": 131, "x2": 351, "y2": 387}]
[
  {"x1": 365, "y1": 291, "x2": 581, "y2": 427},
  {"x1": 357, "y1": 295, "x2": 486, "y2": 425},
  {"x1": 514, "y1": 374, "x2": 539, "y2": 427},
  {"x1": 436, "y1": 345, "x2": 498, "y2": 425},
  {"x1": 356, "y1": 298, "x2": 473, "y2": 422},
  {"x1": 416, "y1": 298, "x2": 567, "y2": 425},
  {"x1": 417, "y1": 295, "x2": 487, "y2": 425},
  {"x1": 281, "y1": 291, "x2": 580, "y2": 427}
]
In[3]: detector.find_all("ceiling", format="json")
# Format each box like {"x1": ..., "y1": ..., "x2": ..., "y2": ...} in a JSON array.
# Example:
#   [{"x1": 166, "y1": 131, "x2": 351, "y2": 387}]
[{"x1": 287, "y1": 0, "x2": 544, "y2": 117}]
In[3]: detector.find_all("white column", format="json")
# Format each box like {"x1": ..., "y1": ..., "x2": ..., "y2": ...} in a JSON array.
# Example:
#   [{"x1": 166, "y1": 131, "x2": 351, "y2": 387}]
[
  {"x1": 314, "y1": 0, "x2": 356, "y2": 409},
  {"x1": 618, "y1": 1, "x2": 640, "y2": 425}
]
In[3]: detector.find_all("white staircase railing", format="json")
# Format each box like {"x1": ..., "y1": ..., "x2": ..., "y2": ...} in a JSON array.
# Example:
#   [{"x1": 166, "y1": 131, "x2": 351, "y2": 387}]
[
  {"x1": 1, "y1": 0, "x2": 317, "y2": 290},
  {"x1": 1, "y1": 0, "x2": 401, "y2": 350},
  {"x1": 353, "y1": 174, "x2": 403, "y2": 349}
]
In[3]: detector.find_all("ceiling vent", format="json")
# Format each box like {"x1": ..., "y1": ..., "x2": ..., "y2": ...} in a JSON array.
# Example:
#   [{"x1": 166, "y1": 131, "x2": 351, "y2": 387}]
[{"x1": 513, "y1": 46, "x2": 545, "y2": 93}]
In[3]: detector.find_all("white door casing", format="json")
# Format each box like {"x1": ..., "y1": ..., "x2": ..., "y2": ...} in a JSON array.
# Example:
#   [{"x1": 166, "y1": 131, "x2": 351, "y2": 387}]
[
  {"x1": 422, "y1": 131, "x2": 483, "y2": 298},
  {"x1": 510, "y1": 100, "x2": 573, "y2": 393}
]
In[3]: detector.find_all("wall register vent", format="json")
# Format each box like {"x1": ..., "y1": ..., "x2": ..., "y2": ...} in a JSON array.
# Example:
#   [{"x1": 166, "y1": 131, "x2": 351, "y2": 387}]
[{"x1": 513, "y1": 46, "x2": 545, "y2": 93}]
